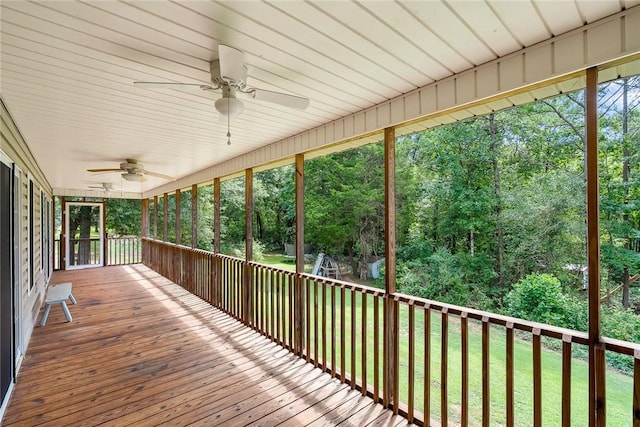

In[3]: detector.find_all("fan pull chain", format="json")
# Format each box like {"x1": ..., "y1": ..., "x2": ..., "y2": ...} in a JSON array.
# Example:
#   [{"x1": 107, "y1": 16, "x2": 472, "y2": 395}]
[{"x1": 226, "y1": 103, "x2": 232, "y2": 145}]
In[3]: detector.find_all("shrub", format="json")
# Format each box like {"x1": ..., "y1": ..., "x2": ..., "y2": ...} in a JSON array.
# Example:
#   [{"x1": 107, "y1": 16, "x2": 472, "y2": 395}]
[{"x1": 503, "y1": 273, "x2": 568, "y2": 326}]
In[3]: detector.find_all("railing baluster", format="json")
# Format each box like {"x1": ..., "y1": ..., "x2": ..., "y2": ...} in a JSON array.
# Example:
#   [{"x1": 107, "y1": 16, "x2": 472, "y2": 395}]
[
  {"x1": 289, "y1": 274, "x2": 294, "y2": 350},
  {"x1": 394, "y1": 295, "x2": 400, "y2": 414},
  {"x1": 313, "y1": 279, "x2": 319, "y2": 368},
  {"x1": 282, "y1": 273, "x2": 287, "y2": 348},
  {"x1": 562, "y1": 334, "x2": 572, "y2": 427},
  {"x1": 270, "y1": 268, "x2": 275, "y2": 342},
  {"x1": 408, "y1": 300, "x2": 415, "y2": 423},
  {"x1": 461, "y1": 312, "x2": 469, "y2": 427},
  {"x1": 634, "y1": 349, "x2": 639, "y2": 427},
  {"x1": 506, "y1": 322, "x2": 514, "y2": 427},
  {"x1": 424, "y1": 304, "x2": 431, "y2": 426},
  {"x1": 340, "y1": 285, "x2": 346, "y2": 382},
  {"x1": 306, "y1": 277, "x2": 311, "y2": 363},
  {"x1": 533, "y1": 328, "x2": 542, "y2": 427},
  {"x1": 441, "y1": 308, "x2": 449, "y2": 426},
  {"x1": 261, "y1": 267, "x2": 266, "y2": 334},
  {"x1": 331, "y1": 284, "x2": 336, "y2": 378},
  {"x1": 361, "y1": 291, "x2": 367, "y2": 397},
  {"x1": 322, "y1": 280, "x2": 327, "y2": 371},
  {"x1": 275, "y1": 271, "x2": 280, "y2": 344},
  {"x1": 351, "y1": 287, "x2": 356, "y2": 390},
  {"x1": 482, "y1": 315, "x2": 490, "y2": 425},
  {"x1": 374, "y1": 292, "x2": 380, "y2": 404}
]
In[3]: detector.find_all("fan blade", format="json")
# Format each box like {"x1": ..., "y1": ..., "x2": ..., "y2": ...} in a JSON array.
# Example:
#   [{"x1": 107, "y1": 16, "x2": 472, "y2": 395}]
[
  {"x1": 249, "y1": 89, "x2": 309, "y2": 110},
  {"x1": 134, "y1": 82, "x2": 212, "y2": 91},
  {"x1": 144, "y1": 170, "x2": 176, "y2": 181},
  {"x1": 218, "y1": 45, "x2": 245, "y2": 82},
  {"x1": 87, "y1": 168, "x2": 122, "y2": 173}
]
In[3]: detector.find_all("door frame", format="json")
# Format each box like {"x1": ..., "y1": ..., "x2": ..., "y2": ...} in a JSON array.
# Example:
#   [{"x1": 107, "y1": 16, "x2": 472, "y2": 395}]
[
  {"x1": 65, "y1": 201, "x2": 104, "y2": 270},
  {"x1": 0, "y1": 150, "x2": 15, "y2": 417}
]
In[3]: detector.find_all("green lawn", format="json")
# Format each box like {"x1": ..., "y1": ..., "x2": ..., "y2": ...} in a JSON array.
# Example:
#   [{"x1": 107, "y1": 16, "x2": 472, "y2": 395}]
[
  {"x1": 260, "y1": 253, "x2": 297, "y2": 271},
  {"x1": 252, "y1": 277, "x2": 634, "y2": 426}
]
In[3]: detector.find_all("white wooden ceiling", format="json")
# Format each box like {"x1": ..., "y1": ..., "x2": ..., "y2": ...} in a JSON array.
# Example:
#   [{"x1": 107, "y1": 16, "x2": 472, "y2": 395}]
[{"x1": 1, "y1": 0, "x2": 639, "y2": 196}]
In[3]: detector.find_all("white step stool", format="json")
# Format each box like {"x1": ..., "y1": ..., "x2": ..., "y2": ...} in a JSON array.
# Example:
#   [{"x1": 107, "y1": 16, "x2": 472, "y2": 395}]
[{"x1": 40, "y1": 282, "x2": 77, "y2": 326}]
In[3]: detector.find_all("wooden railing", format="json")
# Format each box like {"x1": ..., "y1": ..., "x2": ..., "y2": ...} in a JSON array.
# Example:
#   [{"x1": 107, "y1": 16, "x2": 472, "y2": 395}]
[
  {"x1": 142, "y1": 238, "x2": 640, "y2": 426},
  {"x1": 55, "y1": 235, "x2": 142, "y2": 268},
  {"x1": 106, "y1": 236, "x2": 142, "y2": 266}
]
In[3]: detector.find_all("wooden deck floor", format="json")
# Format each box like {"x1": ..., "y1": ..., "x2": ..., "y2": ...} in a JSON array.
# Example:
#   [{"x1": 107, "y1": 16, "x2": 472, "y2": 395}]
[{"x1": 3, "y1": 265, "x2": 406, "y2": 427}]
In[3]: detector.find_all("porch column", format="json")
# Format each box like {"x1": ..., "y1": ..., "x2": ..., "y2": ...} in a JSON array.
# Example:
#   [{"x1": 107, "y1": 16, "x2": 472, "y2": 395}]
[
  {"x1": 153, "y1": 195, "x2": 158, "y2": 240},
  {"x1": 163, "y1": 192, "x2": 168, "y2": 242},
  {"x1": 102, "y1": 198, "x2": 107, "y2": 267},
  {"x1": 175, "y1": 189, "x2": 181, "y2": 245},
  {"x1": 383, "y1": 126, "x2": 399, "y2": 412},
  {"x1": 214, "y1": 178, "x2": 221, "y2": 254},
  {"x1": 141, "y1": 198, "x2": 149, "y2": 238},
  {"x1": 586, "y1": 66, "x2": 605, "y2": 426},
  {"x1": 213, "y1": 178, "x2": 221, "y2": 308},
  {"x1": 191, "y1": 184, "x2": 198, "y2": 248},
  {"x1": 294, "y1": 153, "x2": 305, "y2": 356},
  {"x1": 245, "y1": 168, "x2": 254, "y2": 326}
]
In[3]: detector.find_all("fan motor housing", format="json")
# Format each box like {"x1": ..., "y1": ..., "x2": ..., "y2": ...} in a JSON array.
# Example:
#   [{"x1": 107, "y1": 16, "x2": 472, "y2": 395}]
[
  {"x1": 210, "y1": 60, "x2": 248, "y2": 87},
  {"x1": 120, "y1": 161, "x2": 142, "y2": 171}
]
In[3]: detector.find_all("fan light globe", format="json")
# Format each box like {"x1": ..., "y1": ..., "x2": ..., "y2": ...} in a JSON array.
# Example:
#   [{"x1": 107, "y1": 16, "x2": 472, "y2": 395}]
[
  {"x1": 215, "y1": 97, "x2": 244, "y2": 118},
  {"x1": 122, "y1": 173, "x2": 144, "y2": 182}
]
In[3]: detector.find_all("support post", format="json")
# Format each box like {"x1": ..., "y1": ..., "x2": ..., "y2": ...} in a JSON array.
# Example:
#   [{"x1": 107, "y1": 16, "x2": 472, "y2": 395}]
[
  {"x1": 245, "y1": 169, "x2": 254, "y2": 326},
  {"x1": 102, "y1": 198, "x2": 107, "y2": 266},
  {"x1": 163, "y1": 192, "x2": 168, "y2": 242},
  {"x1": 153, "y1": 195, "x2": 158, "y2": 240},
  {"x1": 192, "y1": 184, "x2": 198, "y2": 249},
  {"x1": 175, "y1": 189, "x2": 181, "y2": 245},
  {"x1": 586, "y1": 66, "x2": 605, "y2": 427},
  {"x1": 141, "y1": 198, "x2": 149, "y2": 238},
  {"x1": 294, "y1": 153, "x2": 305, "y2": 356},
  {"x1": 213, "y1": 178, "x2": 221, "y2": 307},
  {"x1": 214, "y1": 178, "x2": 221, "y2": 254},
  {"x1": 383, "y1": 127, "x2": 398, "y2": 411}
]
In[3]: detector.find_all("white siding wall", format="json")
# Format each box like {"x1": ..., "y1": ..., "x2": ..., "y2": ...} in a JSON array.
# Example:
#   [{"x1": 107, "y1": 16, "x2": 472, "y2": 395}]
[{"x1": 0, "y1": 100, "x2": 52, "y2": 357}]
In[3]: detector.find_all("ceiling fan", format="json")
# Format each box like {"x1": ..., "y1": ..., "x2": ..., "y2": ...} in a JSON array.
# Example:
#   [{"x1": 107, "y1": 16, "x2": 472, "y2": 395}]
[
  {"x1": 87, "y1": 159, "x2": 175, "y2": 182},
  {"x1": 88, "y1": 182, "x2": 121, "y2": 192},
  {"x1": 133, "y1": 44, "x2": 310, "y2": 119}
]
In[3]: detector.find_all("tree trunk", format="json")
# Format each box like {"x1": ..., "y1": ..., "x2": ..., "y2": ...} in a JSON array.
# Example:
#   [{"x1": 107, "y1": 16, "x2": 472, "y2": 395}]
[
  {"x1": 622, "y1": 267, "x2": 630, "y2": 309},
  {"x1": 489, "y1": 114, "x2": 505, "y2": 287},
  {"x1": 621, "y1": 79, "x2": 633, "y2": 308}
]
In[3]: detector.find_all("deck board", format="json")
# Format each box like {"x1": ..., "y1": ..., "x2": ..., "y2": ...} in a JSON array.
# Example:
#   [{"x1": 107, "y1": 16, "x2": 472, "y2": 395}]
[{"x1": 3, "y1": 265, "x2": 402, "y2": 426}]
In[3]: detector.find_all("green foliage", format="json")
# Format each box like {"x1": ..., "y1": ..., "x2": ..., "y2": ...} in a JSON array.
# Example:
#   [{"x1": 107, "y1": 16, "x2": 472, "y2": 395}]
[
  {"x1": 105, "y1": 199, "x2": 141, "y2": 236},
  {"x1": 220, "y1": 177, "x2": 245, "y2": 255},
  {"x1": 253, "y1": 166, "x2": 295, "y2": 250},
  {"x1": 304, "y1": 144, "x2": 385, "y2": 271},
  {"x1": 196, "y1": 184, "x2": 214, "y2": 251},
  {"x1": 398, "y1": 247, "x2": 492, "y2": 309},
  {"x1": 503, "y1": 274, "x2": 569, "y2": 326},
  {"x1": 220, "y1": 239, "x2": 265, "y2": 261},
  {"x1": 503, "y1": 272, "x2": 640, "y2": 373}
]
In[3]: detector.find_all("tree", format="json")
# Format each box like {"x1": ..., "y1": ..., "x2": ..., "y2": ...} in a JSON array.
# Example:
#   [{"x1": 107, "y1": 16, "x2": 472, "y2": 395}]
[
  {"x1": 105, "y1": 199, "x2": 141, "y2": 236},
  {"x1": 305, "y1": 144, "x2": 385, "y2": 273}
]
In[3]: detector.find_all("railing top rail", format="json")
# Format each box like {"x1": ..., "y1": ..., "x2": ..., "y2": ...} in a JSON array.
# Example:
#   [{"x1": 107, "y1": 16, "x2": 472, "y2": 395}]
[
  {"x1": 299, "y1": 272, "x2": 385, "y2": 295},
  {"x1": 393, "y1": 291, "x2": 590, "y2": 345},
  {"x1": 602, "y1": 336, "x2": 640, "y2": 356}
]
